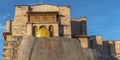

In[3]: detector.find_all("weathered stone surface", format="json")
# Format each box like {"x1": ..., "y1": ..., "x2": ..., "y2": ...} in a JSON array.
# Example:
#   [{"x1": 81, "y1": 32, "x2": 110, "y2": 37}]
[
  {"x1": 17, "y1": 36, "x2": 113, "y2": 60},
  {"x1": 3, "y1": 4, "x2": 120, "y2": 60}
]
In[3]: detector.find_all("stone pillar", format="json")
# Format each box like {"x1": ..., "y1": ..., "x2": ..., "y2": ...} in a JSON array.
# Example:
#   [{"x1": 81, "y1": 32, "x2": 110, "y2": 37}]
[
  {"x1": 26, "y1": 24, "x2": 32, "y2": 36},
  {"x1": 53, "y1": 24, "x2": 59, "y2": 37},
  {"x1": 6, "y1": 20, "x2": 12, "y2": 32}
]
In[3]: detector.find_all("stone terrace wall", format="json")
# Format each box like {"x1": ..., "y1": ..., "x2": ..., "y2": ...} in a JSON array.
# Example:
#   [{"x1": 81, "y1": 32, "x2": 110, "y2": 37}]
[{"x1": 17, "y1": 36, "x2": 115, "y2": 60}]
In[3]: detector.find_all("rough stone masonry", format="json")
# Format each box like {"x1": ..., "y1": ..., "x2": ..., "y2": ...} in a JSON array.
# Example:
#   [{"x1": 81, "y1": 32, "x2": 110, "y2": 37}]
[
  {"x1": 17, "y1": 36, "x2": 114, "y2": 60},
  {"x1": 2, "y1": 4, "x2": 120, "y2": 60}
]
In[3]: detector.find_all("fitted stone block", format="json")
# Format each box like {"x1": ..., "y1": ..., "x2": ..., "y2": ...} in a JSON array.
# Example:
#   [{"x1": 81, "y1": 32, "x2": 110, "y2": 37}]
[{"x1": 79, "y1": 37, "x2": 88, "y2": 48}]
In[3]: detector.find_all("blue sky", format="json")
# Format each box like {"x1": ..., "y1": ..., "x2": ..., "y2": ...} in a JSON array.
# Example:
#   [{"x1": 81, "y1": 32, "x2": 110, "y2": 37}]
[{"x1": 0, "y1": 0, "x2": 120, "y2": 59}]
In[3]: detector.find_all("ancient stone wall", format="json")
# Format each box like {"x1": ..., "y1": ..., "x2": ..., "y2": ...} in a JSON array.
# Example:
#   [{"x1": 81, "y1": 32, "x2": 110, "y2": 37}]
[
  {"x1": 12, "y1": 6, "x2": 29, "y2": 36},
  {"x1": 88, "y1": 36, "x2": 96, "y2": 49},
  {"x1": 2, "y1": 36, "x2": 23, "y2": 60},
  {"x1": 78, "y1": 37, "x2": 88, "y2": 48},
  {"x1": 17, "y1": 36, "x2": 114, "y2": 60},
  {"x1": 14, "y1": 6, "x2": 29, "y2": 24},
  {"x1": 114, "y1": 41, "x2": 120, "y2": 54},
  {"x1": 11, "y1": 4, "x2": 71, "y2": 38},
  {"x1": 80, "y1": 17, "x2": 87, "y2": 35},
  {"x1": 12, "y1": 25, "x2": 27, "y2": 36},
  {"x1": 3, "y1": 35, "x2": 14, "y2": 60},
  {"x1": 3, "y1": 4, "x2": 120, "y2": 60},
  {"x1": 71, "y1": 17, "x2": 87, "y2": 36},
  {"x1": 58, "y1": 6, "x2": 71, "y2": 38},
  {"x1": 103, "y1": 41, "x2": 111, "y2": 54},
  {"x1": 71, "y1": 18, "x2": 81, "y2": 36},
  {"x1": 88, "y1": 36, "x2": 103, "y2": 53},
  {"x1": 95, "y1": 36, "x2": 103, "y2": 53}
]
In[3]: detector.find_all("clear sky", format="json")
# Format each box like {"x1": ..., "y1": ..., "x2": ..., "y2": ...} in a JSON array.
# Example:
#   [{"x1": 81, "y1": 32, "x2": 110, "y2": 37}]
[{"x1": 0, "y1": 0, "x2": 120, "y2": 60}]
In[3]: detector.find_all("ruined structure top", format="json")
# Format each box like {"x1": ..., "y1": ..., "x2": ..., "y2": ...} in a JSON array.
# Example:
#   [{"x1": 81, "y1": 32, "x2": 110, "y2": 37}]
[{"x1": 2, "y1": 4, "x2": 120, "y2": 60}]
